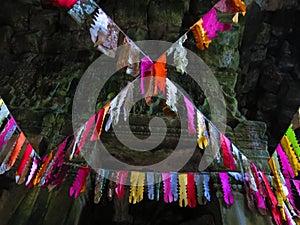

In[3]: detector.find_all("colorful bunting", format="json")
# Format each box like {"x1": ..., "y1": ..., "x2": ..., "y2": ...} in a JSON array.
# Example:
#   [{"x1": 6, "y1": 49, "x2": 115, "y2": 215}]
[{"x1": 1, "y1": 0, "x2": 300, "y2": 221}]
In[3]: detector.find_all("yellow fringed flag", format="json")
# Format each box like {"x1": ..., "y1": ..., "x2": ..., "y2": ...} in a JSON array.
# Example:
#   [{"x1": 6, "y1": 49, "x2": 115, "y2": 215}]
[
  {"x1": 178, "y1": 173, "x2": 188, "y2": 207},
  {"x1": 280, "y1": 135, "x2": 300, "y2": 177}
]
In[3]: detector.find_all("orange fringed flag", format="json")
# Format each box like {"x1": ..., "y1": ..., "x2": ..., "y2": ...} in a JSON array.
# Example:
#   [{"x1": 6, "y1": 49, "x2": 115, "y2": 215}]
[
  {"x1": 33, "y1": 151, "x2": 53, "y2": 186},
  {"x1": 231, "y1": 0, "x2": 246, "y2": 15},
  {"x1": 153, "y1": 53, "x2": 167, "y2": 95},
  {"x1": 190, "y1": 19, "x2": 211, "y2": 51},
  {"x1": 7, "y1": 132, "x2": 26, "y2": 167}
]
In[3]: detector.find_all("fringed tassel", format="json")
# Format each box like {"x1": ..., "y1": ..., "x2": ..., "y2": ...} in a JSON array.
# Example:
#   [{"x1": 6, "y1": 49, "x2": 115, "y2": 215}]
[
  {"x1": 16, "y1": 143, "x2": 33, "y2": 183},
  {"x1": 153, "y1": 53, "x2": 167, "y2": 95},
  {"x1": 183, "y1": 96, "x2": 196, "y2": 134},
  {"x1": 187, "y1": 173, "x2": 197, "y2": 208},
  {"x1": 70, "y1": 166, "x2": 91, "y2": 199},
  {"x1": 203, "y1": 174, "x2": 211, "y2": 202},
  {"x1": 219, "y1": 172, "x2": 234, "y2": 205},
  {"x1": 259, "y1": 171, "x2": 282, "y2": 225},
  {"x1": 140, "y1": 56, "x2": 154, "y2": 96},
  {"x1": 48, "y1": 164, "x2": 70, "y2": 191},
  {"x1": 155, "y1": 173, "x2": 162, "y2": 202},
  {"x1": 250, "y1": 162, "x2": 267, "y2": 215},
  {"x1": 194, "y1": 173, "x2": 204, "y2": 205},
  {"x1": 196, "y1": 111, "x2": 209, "y2": 149},
  {"x1": 285, "y1": 125, "x2": 300, "y2": 160},
  {"x1": 202, "y1": 8, "x2": 232, "y2": 40},
  {"x1": 33, "y1": 151, "x2": 53, "y2": 186},
  {"x1": 146, "y1": 172, "x2": 155, "y2": 200},
  {"x1": 162, "y1": 173, "x2": 173, "y2": 203},
  {"x1": 0, "y1": 117, "x2": 17, "y2": 152},
  {"x1": 123, "y1": 82, "x2": 134, "y2": 122},
  {"x1": 281, "y1": 136, "x2": 300, "y2": 177},
  {"x1": 166, "y1": 79, "x2": 178, "y2": 113},
  {"x1": 190, "y1": 19, "x2": 211, "y2": 51},
  {"x1": 129, "y1": 171, "x2": 139, "y2": 204},
  {"x1": 1, "y1": 132, "x2": 26, "y2": 173},
  {"x1": 220, "y1": 133, "x2": 236, "y2": 170},
  {"x1": 276, "y1": 144, "x2": 295, "y2": 178},
  {"x1": 90, "y1": 8, "x2": 119, "y2": 57},
  {"x1": 76, "y1": 114, "x2": 96, "y2": 155},
  {"x1": 214, "y1": 0, "x2": 247, "y2": 15},
  {"x1": 116, "y1": 37, "x2": 140, "y2": 77},
  {"x1": 178, "y1": 173, "x2": 188, "y2": 207},
  {"x1": 94, "y1": 169, "x2": 108, "y2": 203},
  {"x1": 170, "y1": 172, "x2": 178, "y2": 202},
  {"x1": 115, "y1": 170, "x2": 128, "y2": 200},
  {"x1": 166, "y1": 34, "x2": 188, "y2": 74},
  {"x1": 90, "y1": 102, "x2": 110, "y2": 141},
  {"x1": 25, "y1": 155, "x2": 39, "y2": 187}
]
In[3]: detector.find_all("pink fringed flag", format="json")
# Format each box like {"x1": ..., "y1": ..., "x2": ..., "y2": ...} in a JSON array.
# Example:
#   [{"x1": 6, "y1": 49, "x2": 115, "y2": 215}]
[
  {"x1": 259, "y1": 171, "x2": 281, "y2": 225},
  {"x1": 115, "y1": 170, "x2": 129, "y2": 200},
  {"x1": 0, "y1": 117, "x2": 17, "y2": 151},
  {"x1": 292, "y1": 179, "x2": 300, "y2": 196},
  {"x1": 250, "y1": 163, "x2": 267, "y2": 215},
  {"x1": 202, "y1": 8, "x2": 232, "y2": 40},
  {"x1": 50, "y1": 164, "x2": 70, "y2": 189},
  {"x1": 276, "y1": 144, "x2": 295, "y2": 178},
  {"x1": 162, "y1": 173, "x2": 173, "y2": 203},
  {"x1": 50, "y1": 0, "x2": 78, "y2": 8},
  {"x1": 220, "y1": 133, "x2": 236, "y2": 170},
  {"x1": 140, "y1": 56, "x2": 154, "y2": 95},
  {"x1": 183, "y1": 96, "x2": 196, "y2": 134},
  {"x1": 45, "y1": 137, "x2": 69, "y2": 184},
  {"x1": 76, "y1": 114, "x2": 96, "y2": 155},
  {"x1": 285, "y1": 178, "x2": 298, "y2": 212},
  {"x1": 70, "y1": 166, "x2": 91, "y2": 199},
  {"x1": 219, "y1": 172, "x2": 234, "y2": 205}
]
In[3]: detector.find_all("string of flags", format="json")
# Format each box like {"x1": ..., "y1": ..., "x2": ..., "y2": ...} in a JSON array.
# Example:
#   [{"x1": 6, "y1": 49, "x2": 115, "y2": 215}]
[
  {"x1": 1, "y1": 86, "x2": 299, "y2": 223},
  {"x1": 0, "y1": 0, "x2": 299, "y2": 224}
]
